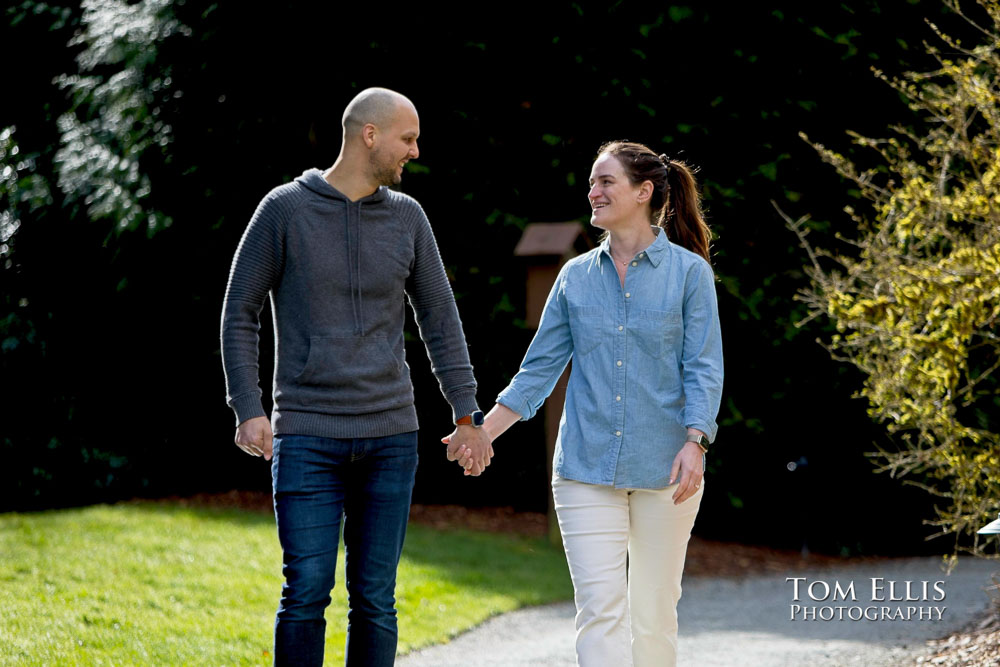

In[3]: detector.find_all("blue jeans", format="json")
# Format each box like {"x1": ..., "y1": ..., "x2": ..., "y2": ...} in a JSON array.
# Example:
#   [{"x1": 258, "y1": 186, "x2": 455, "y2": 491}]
[{"x1": 271, "y1": 431, "x2": 419, "y2": 667}]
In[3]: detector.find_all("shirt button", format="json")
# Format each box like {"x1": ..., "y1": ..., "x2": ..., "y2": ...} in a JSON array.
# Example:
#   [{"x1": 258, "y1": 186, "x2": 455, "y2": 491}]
[
  {"x1": 631, "y1": 261, "x2": 637, "y2": 267},
  {"x1": 616, "y1": 360, "x2": 622, "y2": 367},
  {"x1": 616, "y1": 430, "x2": 622, "y2": 436},
  {"x1": 625, "y1": 292, "x2": 631, "y2": 298},
  {"x1": 639, "y1": 252, "x2": 645, "y2": 257},
  {"x1": 615, "y1": 395, "x2": 621, "y2": 401},
  {"x1": 618, "y1": 325, "x2": 623, "y2": 331}
]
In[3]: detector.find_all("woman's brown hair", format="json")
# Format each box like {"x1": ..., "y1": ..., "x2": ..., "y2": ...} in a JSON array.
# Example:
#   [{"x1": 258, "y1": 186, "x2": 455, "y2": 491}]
[{"x1": 597, "y1": 140, "x2": 712, "y2": 264}]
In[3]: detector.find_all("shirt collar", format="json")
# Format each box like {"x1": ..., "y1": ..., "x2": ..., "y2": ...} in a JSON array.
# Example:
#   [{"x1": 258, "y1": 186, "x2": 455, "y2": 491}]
[{"x1": 598, "y1": 226, "x2": 671, "y2": 268}]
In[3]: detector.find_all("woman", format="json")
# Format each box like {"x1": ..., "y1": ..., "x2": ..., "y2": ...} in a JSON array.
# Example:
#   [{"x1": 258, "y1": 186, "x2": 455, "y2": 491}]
[{"x1": 454, "y1": 140, "x2": 723, "y2": 666}]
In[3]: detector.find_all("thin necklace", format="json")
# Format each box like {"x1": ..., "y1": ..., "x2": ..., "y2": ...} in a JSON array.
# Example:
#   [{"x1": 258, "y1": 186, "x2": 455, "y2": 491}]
[{"x1": 610, "y1": 247, "x2": 632, "y2": 266}]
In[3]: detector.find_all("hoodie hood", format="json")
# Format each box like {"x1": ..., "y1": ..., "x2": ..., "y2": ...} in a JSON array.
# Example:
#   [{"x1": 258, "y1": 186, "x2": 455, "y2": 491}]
[{"x1": 295, "y1": 168, "x2": 388, "y2": 203}]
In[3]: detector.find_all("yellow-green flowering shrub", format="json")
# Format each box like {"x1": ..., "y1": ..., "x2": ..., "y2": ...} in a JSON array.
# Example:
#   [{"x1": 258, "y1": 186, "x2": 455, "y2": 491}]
[{"x1": 786, "y1": 0, "x2": 1000, "y2": 562}]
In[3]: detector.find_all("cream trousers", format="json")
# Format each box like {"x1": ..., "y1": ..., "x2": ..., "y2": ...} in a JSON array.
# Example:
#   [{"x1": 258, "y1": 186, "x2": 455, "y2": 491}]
[{"x1": 552, "y1": 475, "x2": 704, "y2": 667}]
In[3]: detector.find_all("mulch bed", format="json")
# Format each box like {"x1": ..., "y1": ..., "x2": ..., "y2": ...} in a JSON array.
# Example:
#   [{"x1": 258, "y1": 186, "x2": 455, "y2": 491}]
[
  {"x1": 915, "y1": 591, "x2": 1000, "y2": 666},
  {"x1": 682, "y1": 535, "x2": 868, "y2": 577}
]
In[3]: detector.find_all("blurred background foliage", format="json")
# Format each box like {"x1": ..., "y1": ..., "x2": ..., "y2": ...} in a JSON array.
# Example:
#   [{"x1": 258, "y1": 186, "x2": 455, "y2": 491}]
[{"x1": 2, "y1": 0, "x2": 985, "y2": 556}]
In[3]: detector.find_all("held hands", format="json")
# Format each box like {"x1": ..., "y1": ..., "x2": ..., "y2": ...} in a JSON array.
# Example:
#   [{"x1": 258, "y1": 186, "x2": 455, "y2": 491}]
[
  {"x1": 442, "y1": 425, "x2": 494, "y2": 476},
  {"x1": 235, "y1": 416, "x2": 273, "y2": 461},
  {"x1": 669, "y1": 441, "x2": 705, "y2": 505},
  {"x1": 441, "y1": 404, "x2": 519, "y2": 477}
]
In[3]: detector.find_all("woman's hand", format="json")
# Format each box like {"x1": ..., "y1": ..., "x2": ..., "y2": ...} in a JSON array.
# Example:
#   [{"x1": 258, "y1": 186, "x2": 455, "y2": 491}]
[
  {"x1": 669, "y1": 441, "x2": 705, "y2": 504},
  {"x1": 443, "y1": 426, "x2": 493, "y2": 476},
  {"x1": 441, "y1": 404, "x2": 522, "y2": 476}
]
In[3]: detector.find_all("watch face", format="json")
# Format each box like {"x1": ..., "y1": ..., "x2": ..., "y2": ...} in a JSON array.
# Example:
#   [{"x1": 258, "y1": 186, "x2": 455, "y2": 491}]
[{"x1": 472, "y1": 411, "x2": 485, "y2": 427}]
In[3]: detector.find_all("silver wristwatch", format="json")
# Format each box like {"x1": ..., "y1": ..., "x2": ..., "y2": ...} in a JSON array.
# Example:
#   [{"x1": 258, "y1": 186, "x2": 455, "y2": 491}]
[{"x1": 685, "y1": 433, "x2": 709, "y2": 453}]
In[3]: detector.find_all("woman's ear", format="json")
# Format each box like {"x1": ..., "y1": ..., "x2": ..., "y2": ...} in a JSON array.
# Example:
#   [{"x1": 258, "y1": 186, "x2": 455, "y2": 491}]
[{"x1": 637, "y1": 180, "x2": 654, "y2": 204}]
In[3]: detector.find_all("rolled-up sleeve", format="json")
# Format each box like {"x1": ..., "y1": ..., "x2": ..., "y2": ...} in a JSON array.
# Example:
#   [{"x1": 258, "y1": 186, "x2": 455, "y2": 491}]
[
  {"x1": 676, "y1": 260, "x2": 724, "y2": 442},
  {"x1": 497, "y1": 264, "x2": 574, "y2": 421}
]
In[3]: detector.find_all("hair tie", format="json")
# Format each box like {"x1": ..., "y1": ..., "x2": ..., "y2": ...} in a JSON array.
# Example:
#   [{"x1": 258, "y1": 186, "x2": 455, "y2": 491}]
[{"x1": 658, "y1": 154, "x2": 674, "y2": 188}]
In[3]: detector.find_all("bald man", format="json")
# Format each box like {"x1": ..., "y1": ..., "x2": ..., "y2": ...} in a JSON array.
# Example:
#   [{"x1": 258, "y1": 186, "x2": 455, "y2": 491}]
[{"x1": 221, "y1": 87, "x2": 492, "y2": 666}]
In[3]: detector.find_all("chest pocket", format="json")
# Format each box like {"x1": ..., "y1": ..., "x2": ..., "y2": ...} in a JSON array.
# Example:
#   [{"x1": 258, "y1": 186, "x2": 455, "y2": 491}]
[
  {"x1": 568, "y1": 305, "x2": 604, "y2": 357},
  {"x1": 633, "y1": 309, "x2": 682, "y2": 359}
]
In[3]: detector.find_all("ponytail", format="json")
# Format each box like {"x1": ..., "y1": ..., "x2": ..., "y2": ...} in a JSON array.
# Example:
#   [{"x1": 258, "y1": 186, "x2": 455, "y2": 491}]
[{"x1": 662, "y1": 158, "x2": 711, "y2": 264}]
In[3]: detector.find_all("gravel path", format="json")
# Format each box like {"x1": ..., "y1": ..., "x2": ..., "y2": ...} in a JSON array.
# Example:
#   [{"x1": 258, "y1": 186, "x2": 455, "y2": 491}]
[{"x1": 397, "y1": 557, "x2": 999, "y2": 666}]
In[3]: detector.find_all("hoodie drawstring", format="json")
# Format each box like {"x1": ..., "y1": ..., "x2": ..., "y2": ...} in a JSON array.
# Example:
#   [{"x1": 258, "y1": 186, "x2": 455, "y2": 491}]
[
  {"x1": 344, "y1": 200, "x2": 362, "y2": 336},
  {"x1": 356, "y1": 201, "x2": 364, "y2": 336},
  {"x1": 295, "y1": 170, "x2": 375, "y2": 337}
]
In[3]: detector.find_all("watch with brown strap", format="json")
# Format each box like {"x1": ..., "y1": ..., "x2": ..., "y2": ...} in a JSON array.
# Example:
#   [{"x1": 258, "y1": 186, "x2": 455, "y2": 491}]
[{"x1": 456, "y1": 410, "x2": 485, "y2": 428}]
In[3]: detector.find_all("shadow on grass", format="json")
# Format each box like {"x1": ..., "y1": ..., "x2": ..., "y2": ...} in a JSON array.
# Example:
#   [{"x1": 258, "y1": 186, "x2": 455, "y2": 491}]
[{"x1": 118, "y1": 500, "x2": 276, "y2": 526}]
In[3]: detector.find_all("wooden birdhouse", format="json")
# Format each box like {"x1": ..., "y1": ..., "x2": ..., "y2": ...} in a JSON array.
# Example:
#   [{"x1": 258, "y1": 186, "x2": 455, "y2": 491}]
[{"x1": 513, "y1": 222, "x2": 594, "y2": 328}]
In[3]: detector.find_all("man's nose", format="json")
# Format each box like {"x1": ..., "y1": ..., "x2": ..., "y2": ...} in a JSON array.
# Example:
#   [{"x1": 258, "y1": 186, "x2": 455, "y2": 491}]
[{"x1": 410, "y1": 142, "x2": 419, "y2": 159}]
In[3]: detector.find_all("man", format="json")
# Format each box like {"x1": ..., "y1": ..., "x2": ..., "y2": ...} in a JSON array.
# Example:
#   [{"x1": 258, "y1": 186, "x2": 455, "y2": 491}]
[{"x1": 220, "y1": 87, "x2": 492, "y2": 666}]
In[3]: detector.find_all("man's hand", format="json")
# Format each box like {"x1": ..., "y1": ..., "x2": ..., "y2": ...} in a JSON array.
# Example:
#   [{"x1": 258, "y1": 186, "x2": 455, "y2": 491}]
[
  {"x1": 668, "y1": 441, "x2": 705, "y2": 505},
  {"x1": 235, "y1": 416, "x2": 273, "y2": 461},
  {"x1": 442, "y1": 425, "x2": 493, "y2": 476}
]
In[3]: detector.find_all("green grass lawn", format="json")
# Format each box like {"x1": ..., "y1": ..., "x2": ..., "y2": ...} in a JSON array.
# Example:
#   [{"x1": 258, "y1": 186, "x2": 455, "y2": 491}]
[{"x1": 0, "y1": 502, "x2": 572, "y2": 665}]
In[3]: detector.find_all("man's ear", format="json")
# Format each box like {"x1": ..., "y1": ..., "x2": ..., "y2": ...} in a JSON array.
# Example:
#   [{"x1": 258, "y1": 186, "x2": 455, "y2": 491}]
[{"x1": 362, "y1": 123, "x2": 377, "y2": 149}]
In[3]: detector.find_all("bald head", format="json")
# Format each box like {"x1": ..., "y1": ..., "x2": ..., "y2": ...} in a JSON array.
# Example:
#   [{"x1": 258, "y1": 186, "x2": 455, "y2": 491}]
[
  {"x1": 342, "y1": 87, "x2": 415, "y2": 135},
  {"x1": 328, "y1": 87, "x2": 420, "y2": 194}
]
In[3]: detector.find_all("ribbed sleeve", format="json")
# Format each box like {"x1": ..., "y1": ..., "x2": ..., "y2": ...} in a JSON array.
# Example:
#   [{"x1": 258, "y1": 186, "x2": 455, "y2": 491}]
[
  {"x1": 396, "y1": 194, "x2": 479, "y2": 421},
  {"x1": 220, "y1": 185, "x2": 298, "y2": 425}
]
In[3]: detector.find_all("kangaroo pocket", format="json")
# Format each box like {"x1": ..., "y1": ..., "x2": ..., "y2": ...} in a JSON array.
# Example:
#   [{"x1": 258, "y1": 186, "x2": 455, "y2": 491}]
[{"x1": 291, "y1": 335, "x2": 411, "y2": 412}]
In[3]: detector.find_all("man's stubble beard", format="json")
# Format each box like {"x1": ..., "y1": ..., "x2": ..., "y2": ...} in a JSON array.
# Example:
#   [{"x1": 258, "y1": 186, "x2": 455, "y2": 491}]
[{"x1": 370, "y1": 147, "x2": 402, "y2": 187}]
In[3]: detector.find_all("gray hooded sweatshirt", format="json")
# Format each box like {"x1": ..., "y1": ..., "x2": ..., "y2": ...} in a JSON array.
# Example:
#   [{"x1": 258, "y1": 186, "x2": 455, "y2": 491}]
[{"x1": 221, "y1": 168, "x2": 480, "y2": 438}]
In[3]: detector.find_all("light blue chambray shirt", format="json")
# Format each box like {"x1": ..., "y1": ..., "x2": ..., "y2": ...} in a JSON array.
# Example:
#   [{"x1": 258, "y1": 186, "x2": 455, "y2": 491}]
[{"x1": 497, "y1": 228, "x2": 724, "y2": 489}]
